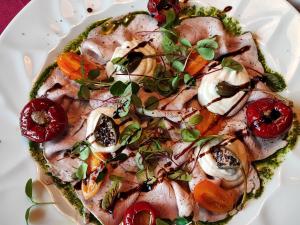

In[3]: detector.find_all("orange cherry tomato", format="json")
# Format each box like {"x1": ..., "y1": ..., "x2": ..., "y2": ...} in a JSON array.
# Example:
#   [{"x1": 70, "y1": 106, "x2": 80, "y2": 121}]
[
  {"x1": 193, "y1": 180, "x2": 238, "y2": 214},
  {"x1": 185, "y1": 52, "x2": 208, "y2": 76},
  {"x1": 86, "y1": 152, "x2": 107, "y2": 175},
  {"x1": 57, "y1": 52, "x2": 97, "y2": 80}
]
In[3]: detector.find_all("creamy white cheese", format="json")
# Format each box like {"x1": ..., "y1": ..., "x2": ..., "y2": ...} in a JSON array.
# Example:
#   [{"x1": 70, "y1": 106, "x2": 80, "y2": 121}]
[
  {"x1": 198, "y1": 66, "x2": 250, "y2": 116},
  {"x1": 106, "y1": 40, "x2": 157, "y2": 82},
  {"x1": 86, "y1": 107, "x2": 121, "y2": 153},
  {"x1": 196, "y1": 136, "x2": 248, "y2": 186}
]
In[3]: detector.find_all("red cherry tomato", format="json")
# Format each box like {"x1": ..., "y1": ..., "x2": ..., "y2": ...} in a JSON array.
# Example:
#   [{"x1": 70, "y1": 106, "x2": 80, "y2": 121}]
[
  {"x1": 123, "y1": 202, "x2": 157, "y2": 225},
  {"x1": 20, "y1": 98, "x2": 68, "y2": 143},
  {"x1": 147, "y1": 0, "x2": 180, "y2": 24},
  {"x1": 246, "y1": 98, "x2": 293, "y2": 139}
]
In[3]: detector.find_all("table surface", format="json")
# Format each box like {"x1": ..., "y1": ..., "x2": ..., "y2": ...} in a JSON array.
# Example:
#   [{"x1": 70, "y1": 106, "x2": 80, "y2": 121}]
[{"x1": 0, "y1": 0, "x2": 299, "y2": 34}]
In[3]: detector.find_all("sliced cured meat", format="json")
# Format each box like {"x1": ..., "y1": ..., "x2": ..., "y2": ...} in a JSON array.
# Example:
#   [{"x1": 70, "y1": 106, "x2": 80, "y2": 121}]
[
  {"x1": 137, "y1": 180, "x2": 178, "y2": 220},
  {"x1": 46, "y1": 150, "x2": 81, "y2": 182},
  {"x1": 81, "y1": 14, "x2": 162, "y2": 65},
  {"x1": 170, "y1": 181, "x2": 194, "y2": 217},
  {"x1": 37, "y1": 68, "x2": 80, "y2": 101}
]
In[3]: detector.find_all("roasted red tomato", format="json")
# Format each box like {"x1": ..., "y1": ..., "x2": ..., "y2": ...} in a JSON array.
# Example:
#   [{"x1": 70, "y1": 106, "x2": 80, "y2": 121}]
[
  {"x1": 123, "y1": 202, "x2": 157, "y2": 225},
  {"x1": 246, "y1": 98, "x2": 293, "y2": 139},
  {"x1": 147, "y1": 0, "x2": 180, "y2": 24},
  {"x1": 20, "y1": 98, "x2": 68, "y2": 143}
]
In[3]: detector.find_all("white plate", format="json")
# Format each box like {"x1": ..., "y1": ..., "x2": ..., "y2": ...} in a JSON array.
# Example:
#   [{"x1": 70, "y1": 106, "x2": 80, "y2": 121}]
[{"x1": 0, "y1": 0, "x2": 300, "y2": 225}]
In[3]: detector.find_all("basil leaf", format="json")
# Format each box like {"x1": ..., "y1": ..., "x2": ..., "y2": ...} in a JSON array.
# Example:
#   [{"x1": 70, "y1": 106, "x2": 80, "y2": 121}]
[
  {"x1": 78, "y1": 85, "x2": 90, "y2": 100},
  {"x1": 101, "y1": 180, "x2": 120, "y2": 210},
  {"x1": 197, "y1": 47, "x2": 215, "y2": 60},
  {"x1": 221, "y1": 57, "x2": 243, "y2": 72},
  {"x1": 108, "y1": 153, "x2": 129, "y2": 162},
  {"x1": 79, "y1": 146, "x2": 90, "y2": 161},
  {"x1": 156, "y1": 218, "x2": 171, "y2": 225},
  {"x1": 172, "y1": 60, "x2": 185, "y2": 72},
  {"x1": 188, "y1": 114, "x2": 203, "y2": 126},
  {"x1": 120, "y1": 123, "x2": 142, "y2": 145},
  {"x1": 164, "y1": 9, "x2": 176, "y2": 28},
  {"x1": 216, "y1": 81, "x2": 243, "y2": 98},
  {"x1": 142, "y1": 77, "x2": 157, "y2": 92},
  {"x1": 96, "y1": 168, "x2": 108, "y2": 183},
  {"x1": 139, "y1": 140, "x2": 163, "y2": 154},
  {"x1": 180, "y1": 38, "x2": 192, "y2": 48},
  {"x1": 157, "y1": 79, "x2": 172, "y2": 96},
  {"x1": 183, "y1": 73, "x2": 195, "y2": 86},
  {"x1": 129, "y1": 81, "x2": 140, "y2": 94},
  {"x1": 196, "y1": 136, "x2": 221, "y2": 147},
  {"x1": 88, "y1": 69, "x2": 100, "y2": 80},
  {"x1": 145, "y1": 96, "x2": 159, "y2": 110},
  {"x1": 135, "y1": 152, "x2": 144, "y2": 170},
  {"x1": 25, "y1": 178, "x2": 33, "y2": 202},
  {"x1": 111, "y1": 57, "x2": 128, "y2": 65},
  {"x1": 264, "y1": 73, "x2": 286, "y2": 92},
  {"x1": 168, "y1": 170, "x2": 192, "y2": 182},
  {"x1": 181, "y1": 128, "x2": 200, "y2": 142},
  {"x1": 171, "y1": 75, "x2": 181, "y2": 90},
  {"x1": 110, "y1": 81, "x2": 127, "y2": 96},
  {"x1": 131, "y1": 94, "x2": 142, "y2": 108},
  {"x1": 25, "y1": 206, "x2": 34, "y2": 225},
  {"x1": 197, "y1": 38, "x2": 219, "y2": 49},
  {"x1": 175, "y1": 217, "x2": 189, "y2": 225},
  {"x1": 75, "y1": 162, "x2": 88, "y2": 180}
]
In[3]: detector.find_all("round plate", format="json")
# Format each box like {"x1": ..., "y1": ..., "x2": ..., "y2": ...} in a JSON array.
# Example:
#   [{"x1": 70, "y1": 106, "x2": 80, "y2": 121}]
[{"x1": 0, "y1": 0, "x2": 300, "y2": 225}]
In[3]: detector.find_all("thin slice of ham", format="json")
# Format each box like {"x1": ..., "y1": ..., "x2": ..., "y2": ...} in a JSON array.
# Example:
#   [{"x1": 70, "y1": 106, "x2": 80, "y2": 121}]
[
  {"x1": 81, "y1": 14, "x2": 162, "y2": 65},
  {"x1": 37, "y1": 68, "x2": 80, "y2": 101},
  {"x1": 137, "y1": 180, "x2": 178, "y2": 220}
]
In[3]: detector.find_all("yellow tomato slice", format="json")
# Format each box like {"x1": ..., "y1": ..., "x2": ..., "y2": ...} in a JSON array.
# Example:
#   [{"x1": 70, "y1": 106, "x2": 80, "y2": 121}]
[
  {"x1": 193, "y1": 180, "x2": 238, "y2": 213},
  {"x1": 87, "y1": 152, "x2": 106, "y2": 175},
  {"x1": 81, "y1": 177, "x2": 102, "y2": 200},
  {"x1": 185, "y1": 53, "x2": 208, "y2": 76}
]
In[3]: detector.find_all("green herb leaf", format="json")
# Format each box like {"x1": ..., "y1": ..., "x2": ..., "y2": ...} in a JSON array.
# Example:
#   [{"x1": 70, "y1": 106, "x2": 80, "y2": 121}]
[
  {"x1": 197, "y1": 38, "x2": 219, "y2": 49},
  {"x1": 131, "y1": 94, "x2": 142, "y2": 108},
  {"x1": 181, "y1": 128, "x2": 200, "y2": 142},
  {"x1": 120, "y1": 123, "x2": 142, "y2": 145},
  {"x1": 75, "y1": 162, "x2": 88, "y2": 180},
  {"x1": 111, "y1": 57, "x2": 128, "y2": 65},
  {"x1": 221, "y1": 57, "x2": 243, "y2": 72},
  {"x1": 139, "y1": 140, "x2": 163, "y2": 154},
  {"x1": 195, "y1": 136, "x2": 222, "y2": 147},
  {"x1": 142, "y1": 77, "x2": 157, "y2": 92},
  {"x1": 101, "y1": 180, "x2": 120, "y2": 210},
  {"x1": 108, "y1": 153, "x2": 129, "y2": 163},
  {"x1": 156, "y1": 218, "x2": 171, "y2": 225},
  {"x1": 216, "y1": 81, "x2": 244, "y2": 98},
  {"x1": 168, "y1": 170, "x2": 192, "y2": 182},
  {"x1": 79, "y1": 146, "x2": 90, "y2": 161},
  {"x1": 175, "y1": 217, "x2": 189, "y2": 225},
  {"x1": 164, "y1": 9, "x2": 176, "y2": 29},
  {"x1": 88, "y1": 69, "x2": 100, "y2": 80},
  {"x1": 145, "y1": 96, "x2": 159, "y2": 110},
  {"x1": 183, "y1": 73, "x2": 195, "y2": 86},
  {"x1": 197, "y1": 47, "x2": 215, "y2": 60},
  {"x1": 172, "y1": 60, "x2": 185, "y2": 72},
  {"x1": 25, "y1": 206, "x2": 34, "y2": 225},
  {"x1": 110, "y1": 81, "x2": 127, "y2": 96},
  {"x1": 96, "y1": 168, "x2": 108, "y2": 183},
  {"x1": 78, "y1": 85, "x2": 90, "y2": 100},
  {"x1": 25, "y1": 178, "x2": 33, "y2": 202},
  {"x1": 180, "y1": 38, "x2": 192, "y2": 48},
  {"x1": 130, "y1": 82, "x2": 140, "y2": 94},
  {"x1": 171, "y1": 75, "x2": 181, "y2": 90},
  {"x1": 157, "y1": 79, "x2": 173, "y2": 96},
  {"x1": 263, "y1": 73, "x2": 286, "y2": 92},
  {"x1": 135, "y1": 152, "x2": 144, "y2": 170},
  {"x1": 188, "y1": 114, "x2": 203, "y2": 126}
]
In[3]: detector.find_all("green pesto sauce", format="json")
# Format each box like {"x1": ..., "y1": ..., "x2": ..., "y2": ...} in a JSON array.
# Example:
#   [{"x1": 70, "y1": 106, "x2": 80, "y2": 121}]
[{"x1": 28, "y1": 7, "x2": 299, "y2": 225}]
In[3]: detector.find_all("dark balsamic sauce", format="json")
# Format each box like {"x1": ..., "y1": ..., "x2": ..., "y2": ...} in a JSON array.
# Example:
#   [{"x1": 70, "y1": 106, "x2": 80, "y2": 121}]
[
  {"x1": 223, "y1": 6, "x2": 233, "y2": 13},
  {"x1": 216, "y1": 45, "x2": 251, "y2": 62}
]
